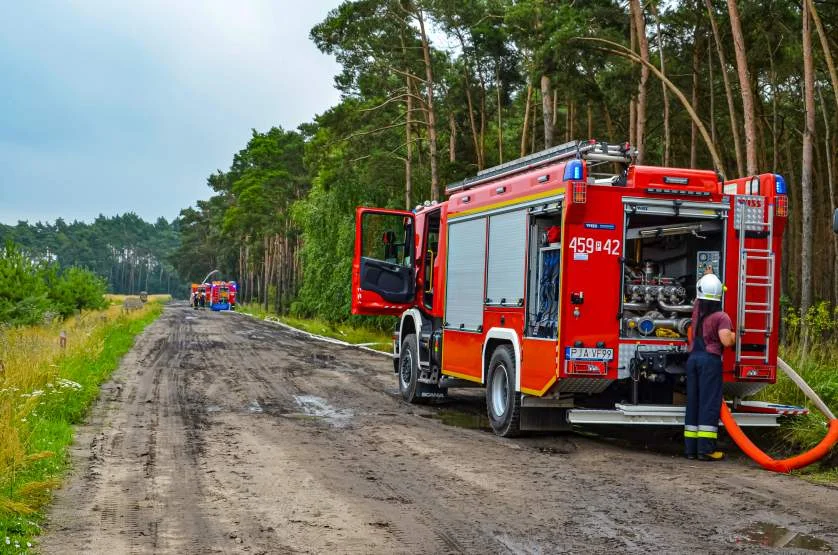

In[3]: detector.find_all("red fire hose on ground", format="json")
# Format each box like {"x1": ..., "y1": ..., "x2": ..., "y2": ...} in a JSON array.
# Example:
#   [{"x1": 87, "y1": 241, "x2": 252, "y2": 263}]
[{"x1": 721, "y1": 358, "x2": 838, "y2": 473}]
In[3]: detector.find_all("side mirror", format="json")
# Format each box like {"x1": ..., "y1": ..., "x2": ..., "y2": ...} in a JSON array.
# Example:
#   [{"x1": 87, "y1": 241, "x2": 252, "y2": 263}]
[{"x1": 834, "y1": 208, "x2": 838, "y2": 234}]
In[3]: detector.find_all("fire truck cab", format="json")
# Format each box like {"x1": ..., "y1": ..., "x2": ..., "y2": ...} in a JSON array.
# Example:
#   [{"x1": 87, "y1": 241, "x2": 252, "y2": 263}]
[{"x1": 353, "y1": 140, "x2": 799, "y2": 436}]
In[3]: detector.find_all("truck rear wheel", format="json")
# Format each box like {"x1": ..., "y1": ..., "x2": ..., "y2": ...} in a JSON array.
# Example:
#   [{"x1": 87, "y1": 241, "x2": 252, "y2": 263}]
[{"x1": 486, "y1": 345, "x2": 522, "y2": 437}]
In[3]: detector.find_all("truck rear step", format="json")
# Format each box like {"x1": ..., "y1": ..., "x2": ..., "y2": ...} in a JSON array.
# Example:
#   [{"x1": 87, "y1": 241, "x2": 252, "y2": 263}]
[{"x1": 565, "y1": 402, "x2": 805, "y2": 428}]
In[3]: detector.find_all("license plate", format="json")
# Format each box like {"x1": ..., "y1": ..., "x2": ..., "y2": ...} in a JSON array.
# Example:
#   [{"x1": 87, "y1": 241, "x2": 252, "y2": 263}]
[{"x1": 566, "y1": 347, "x2": 614, "y2": 361}]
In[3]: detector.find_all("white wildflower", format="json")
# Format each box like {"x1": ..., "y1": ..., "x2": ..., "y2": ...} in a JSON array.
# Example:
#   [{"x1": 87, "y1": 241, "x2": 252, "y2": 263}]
[{"x1": 56, "y1": 378, "x2": 82, "y2": 390}]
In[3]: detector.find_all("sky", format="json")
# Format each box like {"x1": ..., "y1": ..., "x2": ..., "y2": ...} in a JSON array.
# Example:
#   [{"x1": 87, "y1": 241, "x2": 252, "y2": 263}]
[{"x1": 0, "y1": 1, "x2": 343, "y2": 225}]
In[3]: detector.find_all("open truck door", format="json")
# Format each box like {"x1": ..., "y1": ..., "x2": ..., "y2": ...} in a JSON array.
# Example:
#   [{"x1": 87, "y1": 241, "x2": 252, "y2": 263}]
[{"x1": 352, "y1": 207, "x2": 416, "y2": 316}]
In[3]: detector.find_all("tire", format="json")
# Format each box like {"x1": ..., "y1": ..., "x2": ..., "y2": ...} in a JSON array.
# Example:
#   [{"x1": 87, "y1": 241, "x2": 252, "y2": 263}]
[
  {"x1": 399, "y1": 334, "x2": 424, "y2": 403},
  {"x1": 398, "y1": 335, "x2": 445, "y2": 404},
  {"x1": 485, "y1": 345, "x2": 522, "y2": 437}
]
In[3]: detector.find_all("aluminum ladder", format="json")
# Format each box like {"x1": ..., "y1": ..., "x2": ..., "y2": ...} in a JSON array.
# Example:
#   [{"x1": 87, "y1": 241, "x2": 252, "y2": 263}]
[{"x1": 734, "y1": 195, "x2": 775, "y2": 365}]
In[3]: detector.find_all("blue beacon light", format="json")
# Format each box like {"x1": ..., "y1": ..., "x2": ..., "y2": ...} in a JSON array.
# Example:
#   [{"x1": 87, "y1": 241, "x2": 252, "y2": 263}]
[
  {"x1": 774, "y1": 174, "x2": 787, "y2": 195},
  {"x1": 564, "y1": 159, "x2": 584, "y2": 181}
]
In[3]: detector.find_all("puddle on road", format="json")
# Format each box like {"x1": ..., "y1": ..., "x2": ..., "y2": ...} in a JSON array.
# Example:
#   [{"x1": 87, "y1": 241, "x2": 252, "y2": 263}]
[
  {"x1": 421, "y1": 410, "x2": 490, "y2": 431},
  {"x1": 293, "y1": 395, "x2": 353, "y2": 427},
  {"x1": 247, "y1": 400, "x2": 263, "y2": 414},
  {"x1": 733, "y1": 522, "x2": 832, "y2": 551}
]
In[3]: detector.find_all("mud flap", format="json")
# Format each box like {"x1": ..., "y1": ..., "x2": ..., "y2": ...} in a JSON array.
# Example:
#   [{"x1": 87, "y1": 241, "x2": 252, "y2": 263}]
[{"x1": 520, "y1": 408, "x2": 571, "y2": 432}]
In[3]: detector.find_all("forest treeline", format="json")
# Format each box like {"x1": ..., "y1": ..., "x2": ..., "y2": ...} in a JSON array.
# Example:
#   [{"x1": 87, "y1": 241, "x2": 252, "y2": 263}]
[
  {"x1": 172, "y1": 0, "x2": 838, "y2": 326},
  {"x1": 0, "y1": 214, "x2": 184, "y2": 297}
]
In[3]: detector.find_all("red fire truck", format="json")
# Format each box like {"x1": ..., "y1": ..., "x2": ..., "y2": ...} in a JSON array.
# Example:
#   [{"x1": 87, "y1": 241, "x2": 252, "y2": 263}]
[{"x1": 352, "y1": 140, "x2": 800, "y2": 436}]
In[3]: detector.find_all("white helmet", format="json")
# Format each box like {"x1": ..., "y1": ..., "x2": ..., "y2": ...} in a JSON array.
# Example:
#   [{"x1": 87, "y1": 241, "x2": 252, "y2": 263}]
[{"x1": 696, "y1": 273, "x2": 724, "y2": 301}]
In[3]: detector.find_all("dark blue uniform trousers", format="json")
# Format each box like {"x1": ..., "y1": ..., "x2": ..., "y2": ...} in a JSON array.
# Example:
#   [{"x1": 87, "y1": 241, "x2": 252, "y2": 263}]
[{"x1": 684, "y1": 351, "x2": 724, "y2": 456}]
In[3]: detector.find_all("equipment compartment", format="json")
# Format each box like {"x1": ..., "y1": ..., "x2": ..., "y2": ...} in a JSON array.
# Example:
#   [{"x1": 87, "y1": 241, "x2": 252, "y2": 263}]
[
  {"x1": 620, "y1": 212, "x2": 725, "y2": 340},
  {"x1": 526, "y1": 204, "x2": 562, "y2": 338}
]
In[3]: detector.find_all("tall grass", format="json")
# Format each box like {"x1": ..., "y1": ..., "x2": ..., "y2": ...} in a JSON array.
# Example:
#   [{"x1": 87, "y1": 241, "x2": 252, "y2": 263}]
[
  {"x1": 0, "y1": 301, "x2": 163, "y2": 549},
  {"x1": 755, "y1": 301, "x2": 838, "y2": 473}
]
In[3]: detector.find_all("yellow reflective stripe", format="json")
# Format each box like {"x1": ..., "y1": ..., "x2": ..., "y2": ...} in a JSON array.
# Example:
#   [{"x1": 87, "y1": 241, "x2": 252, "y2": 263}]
[
  {"x1": 684, "y1": 430, "x2": 698, "y2": 438},
  {"x1": 697, "y1": 431, "x2": 718, "y2": 439}
]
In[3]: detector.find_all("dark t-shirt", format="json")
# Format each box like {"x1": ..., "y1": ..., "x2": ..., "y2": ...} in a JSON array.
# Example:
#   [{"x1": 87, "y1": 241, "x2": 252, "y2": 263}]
[{"x1": 690, "y1": 301, "x2": 733, "y2": 356}]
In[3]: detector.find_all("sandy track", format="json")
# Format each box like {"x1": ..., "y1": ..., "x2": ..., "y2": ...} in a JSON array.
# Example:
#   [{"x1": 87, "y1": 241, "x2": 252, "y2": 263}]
[{"x1": 41, "y1": 303, "x2": 838, "y2": 554}]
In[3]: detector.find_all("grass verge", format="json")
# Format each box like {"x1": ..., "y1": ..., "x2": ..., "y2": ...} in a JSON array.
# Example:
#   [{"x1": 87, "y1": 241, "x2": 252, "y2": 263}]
[
  {"x1": 755, "y1": 345, "x2": 838, "y2": 482},
  {"x1": 0, "y1": 301, "x2": 164, "y2": 550},
  {"x1": 238, "y1": 304, "x2": 392, "y2": 352}
]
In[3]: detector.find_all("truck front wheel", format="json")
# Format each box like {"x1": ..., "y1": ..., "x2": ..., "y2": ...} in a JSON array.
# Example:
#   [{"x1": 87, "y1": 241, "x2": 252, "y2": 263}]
[
  {"x1": 486, "y1": 345, "x2": 522, "y2": 437},
  {"x1": 399, "y1": 334, "x2": 446, "y2": 404},
  {"x1": 399, "y1": 334, "x2": 424, "y2": 403}
]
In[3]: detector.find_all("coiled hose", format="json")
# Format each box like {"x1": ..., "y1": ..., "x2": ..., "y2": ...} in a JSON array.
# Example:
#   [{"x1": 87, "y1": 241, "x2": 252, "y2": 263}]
[{"x1": 720, "y1": 358, "x2": 838, "y2": 473}]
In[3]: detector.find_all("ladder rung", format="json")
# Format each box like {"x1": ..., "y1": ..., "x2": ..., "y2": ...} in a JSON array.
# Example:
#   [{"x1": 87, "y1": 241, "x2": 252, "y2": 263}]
[
  {"x1": 743, "y1": 274, "x2": 771, "y2": 279},
  {"x1": 744, "y1": 282, "x2": 771, "y2": 287},
  {"x1": 742, "y1": 328, "x2": 771, "y2": 333},
  {"x1": 744, "y1": 255, "x2": 772, "y2": 260},
  {"x1": 743, "y1": 249, "x2": 771, "y2": 254},
  {"x1": 738, "y1": 356, "x2": 769, "y2": 362},
  {"x1": 744, "y1": 309, "x2": 772, "y2": 314},
  {"x1": 745, "y1": 302, "x2": 770, "y2": 307}
]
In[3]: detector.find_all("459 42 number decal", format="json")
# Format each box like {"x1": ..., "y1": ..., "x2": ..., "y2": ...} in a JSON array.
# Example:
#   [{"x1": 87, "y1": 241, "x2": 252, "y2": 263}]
[{"x1": 568, "y1": 236, "x2": 621, "y2": 256}]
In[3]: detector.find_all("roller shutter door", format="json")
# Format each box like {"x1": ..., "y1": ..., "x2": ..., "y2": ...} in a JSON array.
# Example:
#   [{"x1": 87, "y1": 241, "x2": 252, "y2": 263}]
[
  {"x1": 445, "y1": 218, "x2": 487, "y2": 331},
  {"x1": 486, "y1": 210, "x2": 527, "y2": 305}
]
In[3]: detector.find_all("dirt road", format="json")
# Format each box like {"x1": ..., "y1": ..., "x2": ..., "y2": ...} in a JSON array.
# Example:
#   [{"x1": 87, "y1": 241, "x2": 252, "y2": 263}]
[{"x1": 42, "y1": 303, "x2": 838, "y2": 554}]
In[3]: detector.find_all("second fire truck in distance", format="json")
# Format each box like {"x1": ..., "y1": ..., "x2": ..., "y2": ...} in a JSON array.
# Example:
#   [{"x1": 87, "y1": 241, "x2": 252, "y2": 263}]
[{"x1": 352, "y1": 140, "x2": 804, "y2": 436}]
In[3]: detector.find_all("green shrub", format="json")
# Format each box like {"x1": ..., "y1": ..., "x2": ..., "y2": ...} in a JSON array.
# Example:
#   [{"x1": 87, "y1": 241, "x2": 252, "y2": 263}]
[
  {"x1": 0, "y1": 242, "x2": 51, "y2": 326},
  {"x1": 46, "y1": 267, "x2": 108, "y2": 317}
]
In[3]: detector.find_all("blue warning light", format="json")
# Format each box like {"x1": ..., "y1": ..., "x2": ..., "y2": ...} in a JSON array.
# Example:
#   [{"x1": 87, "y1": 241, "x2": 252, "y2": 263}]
[
  {"x1": 564, "y1": 159, "x2": 584, "y2": 181},
  {"x1": 774, "y1": 174, "x2": 787, "y2": 195}
]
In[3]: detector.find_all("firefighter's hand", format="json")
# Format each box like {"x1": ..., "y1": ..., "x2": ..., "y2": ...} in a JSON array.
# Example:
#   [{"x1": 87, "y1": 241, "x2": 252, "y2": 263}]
[{"x1": 703, "y1": 265, "x2": 714, "y2": 276}]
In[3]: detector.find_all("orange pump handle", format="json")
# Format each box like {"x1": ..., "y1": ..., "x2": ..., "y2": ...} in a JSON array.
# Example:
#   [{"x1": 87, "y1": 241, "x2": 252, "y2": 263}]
[{"x1": 720, "y1": 402, "x2": 838, "y2": 473}]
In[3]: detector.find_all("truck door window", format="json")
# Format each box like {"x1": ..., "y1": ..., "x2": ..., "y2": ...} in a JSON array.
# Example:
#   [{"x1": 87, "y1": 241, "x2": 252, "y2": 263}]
[
  {"x1": 423, "y1": 210, "x2": 441, "y2": 309},
  {"x1": 362, "y1": 212, "x2": 412, "y2": 267}
]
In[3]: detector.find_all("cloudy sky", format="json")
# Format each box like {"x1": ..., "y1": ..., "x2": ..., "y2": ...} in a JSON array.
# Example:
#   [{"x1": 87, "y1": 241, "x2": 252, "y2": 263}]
[{"x1": 0, "y1": 1, "x2": 343, "y2": 225}]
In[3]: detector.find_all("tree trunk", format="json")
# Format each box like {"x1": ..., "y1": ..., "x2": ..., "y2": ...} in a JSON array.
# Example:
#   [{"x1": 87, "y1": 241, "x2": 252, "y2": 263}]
[
  {"x1": 807, "y1": 0, "x2": 838, "y2": 116},
  {"x1": 818, "y1": 88, "x2": 838, "y2": 305},
  {"x1": 726, "y1": 0, "x2": 758, "y2": 175},
  {"x1": 630, "y1": 0, "x2": 649, "y2": 163},
  {"x1": 531, "y1": 87, "x2": 537, "y2": 153},
  {"x1": 478, "y1": 69, "x2": 487, "y2": 164},
  {"x1": 801, "y1": 0, "x2": 815, "y2": 323},
  {"x1": 416, "y1": 7, "x2": 440, "y2": 200},
  {"x1": 521, "y1": 78, "x2": 533, "y2": 157},
  {"x1": 406, "y1": 76, "x2": 413, "y2": 210},
  {"x1": 629, "y1": 11, "x2": 637, "y2": 148},
  {"x1": 650, "y1": 0, "x2": 670, "y2": 165},
  {"x1": 448, "y1": 111, "x2": 456, "y2": 163},
  {"x1": 462, "y1": 61, "x2": 483, "y2": 169},
  {"x1": 540, "y1": 74, "x2": 554, "y2": 148},
  {"x1": 496, "y1": 62, "x2": 503, "y2": 163},
  {"x1": 708, "y1": 39, "x2": 715, "y2": 147},
  {"x1": 690, "y1": 30, "x2": 701, "y2": 168},
  {"x1": 603, "y1": 102, "x2": 616, "y2": 142},
  {"x1": 707, "y1": 0, "x2": 743, "y2": 176},
  {"x1": 587, "y1": 100, "x2": 593, "y2": 139}
]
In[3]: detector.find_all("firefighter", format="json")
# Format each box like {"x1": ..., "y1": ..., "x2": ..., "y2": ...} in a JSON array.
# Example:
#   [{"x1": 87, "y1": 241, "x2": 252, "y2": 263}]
[{"x1": 684, "y1": 272, "x2": 736, "y2": 461}]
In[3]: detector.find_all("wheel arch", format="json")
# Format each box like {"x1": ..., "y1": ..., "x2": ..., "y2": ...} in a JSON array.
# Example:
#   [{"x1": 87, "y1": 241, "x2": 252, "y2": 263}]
[
  {"x1": 399, "y1": 308, "x2": 423, "y2": 344},
  {"x1": 482, "y1": 328, "x2": 522, "y2": 391}
]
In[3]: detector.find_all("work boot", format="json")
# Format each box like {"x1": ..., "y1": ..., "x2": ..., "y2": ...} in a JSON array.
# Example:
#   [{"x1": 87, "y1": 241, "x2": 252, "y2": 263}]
[{"x1": 698, "y1": 451, "x2": 725, "y2": 461}]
